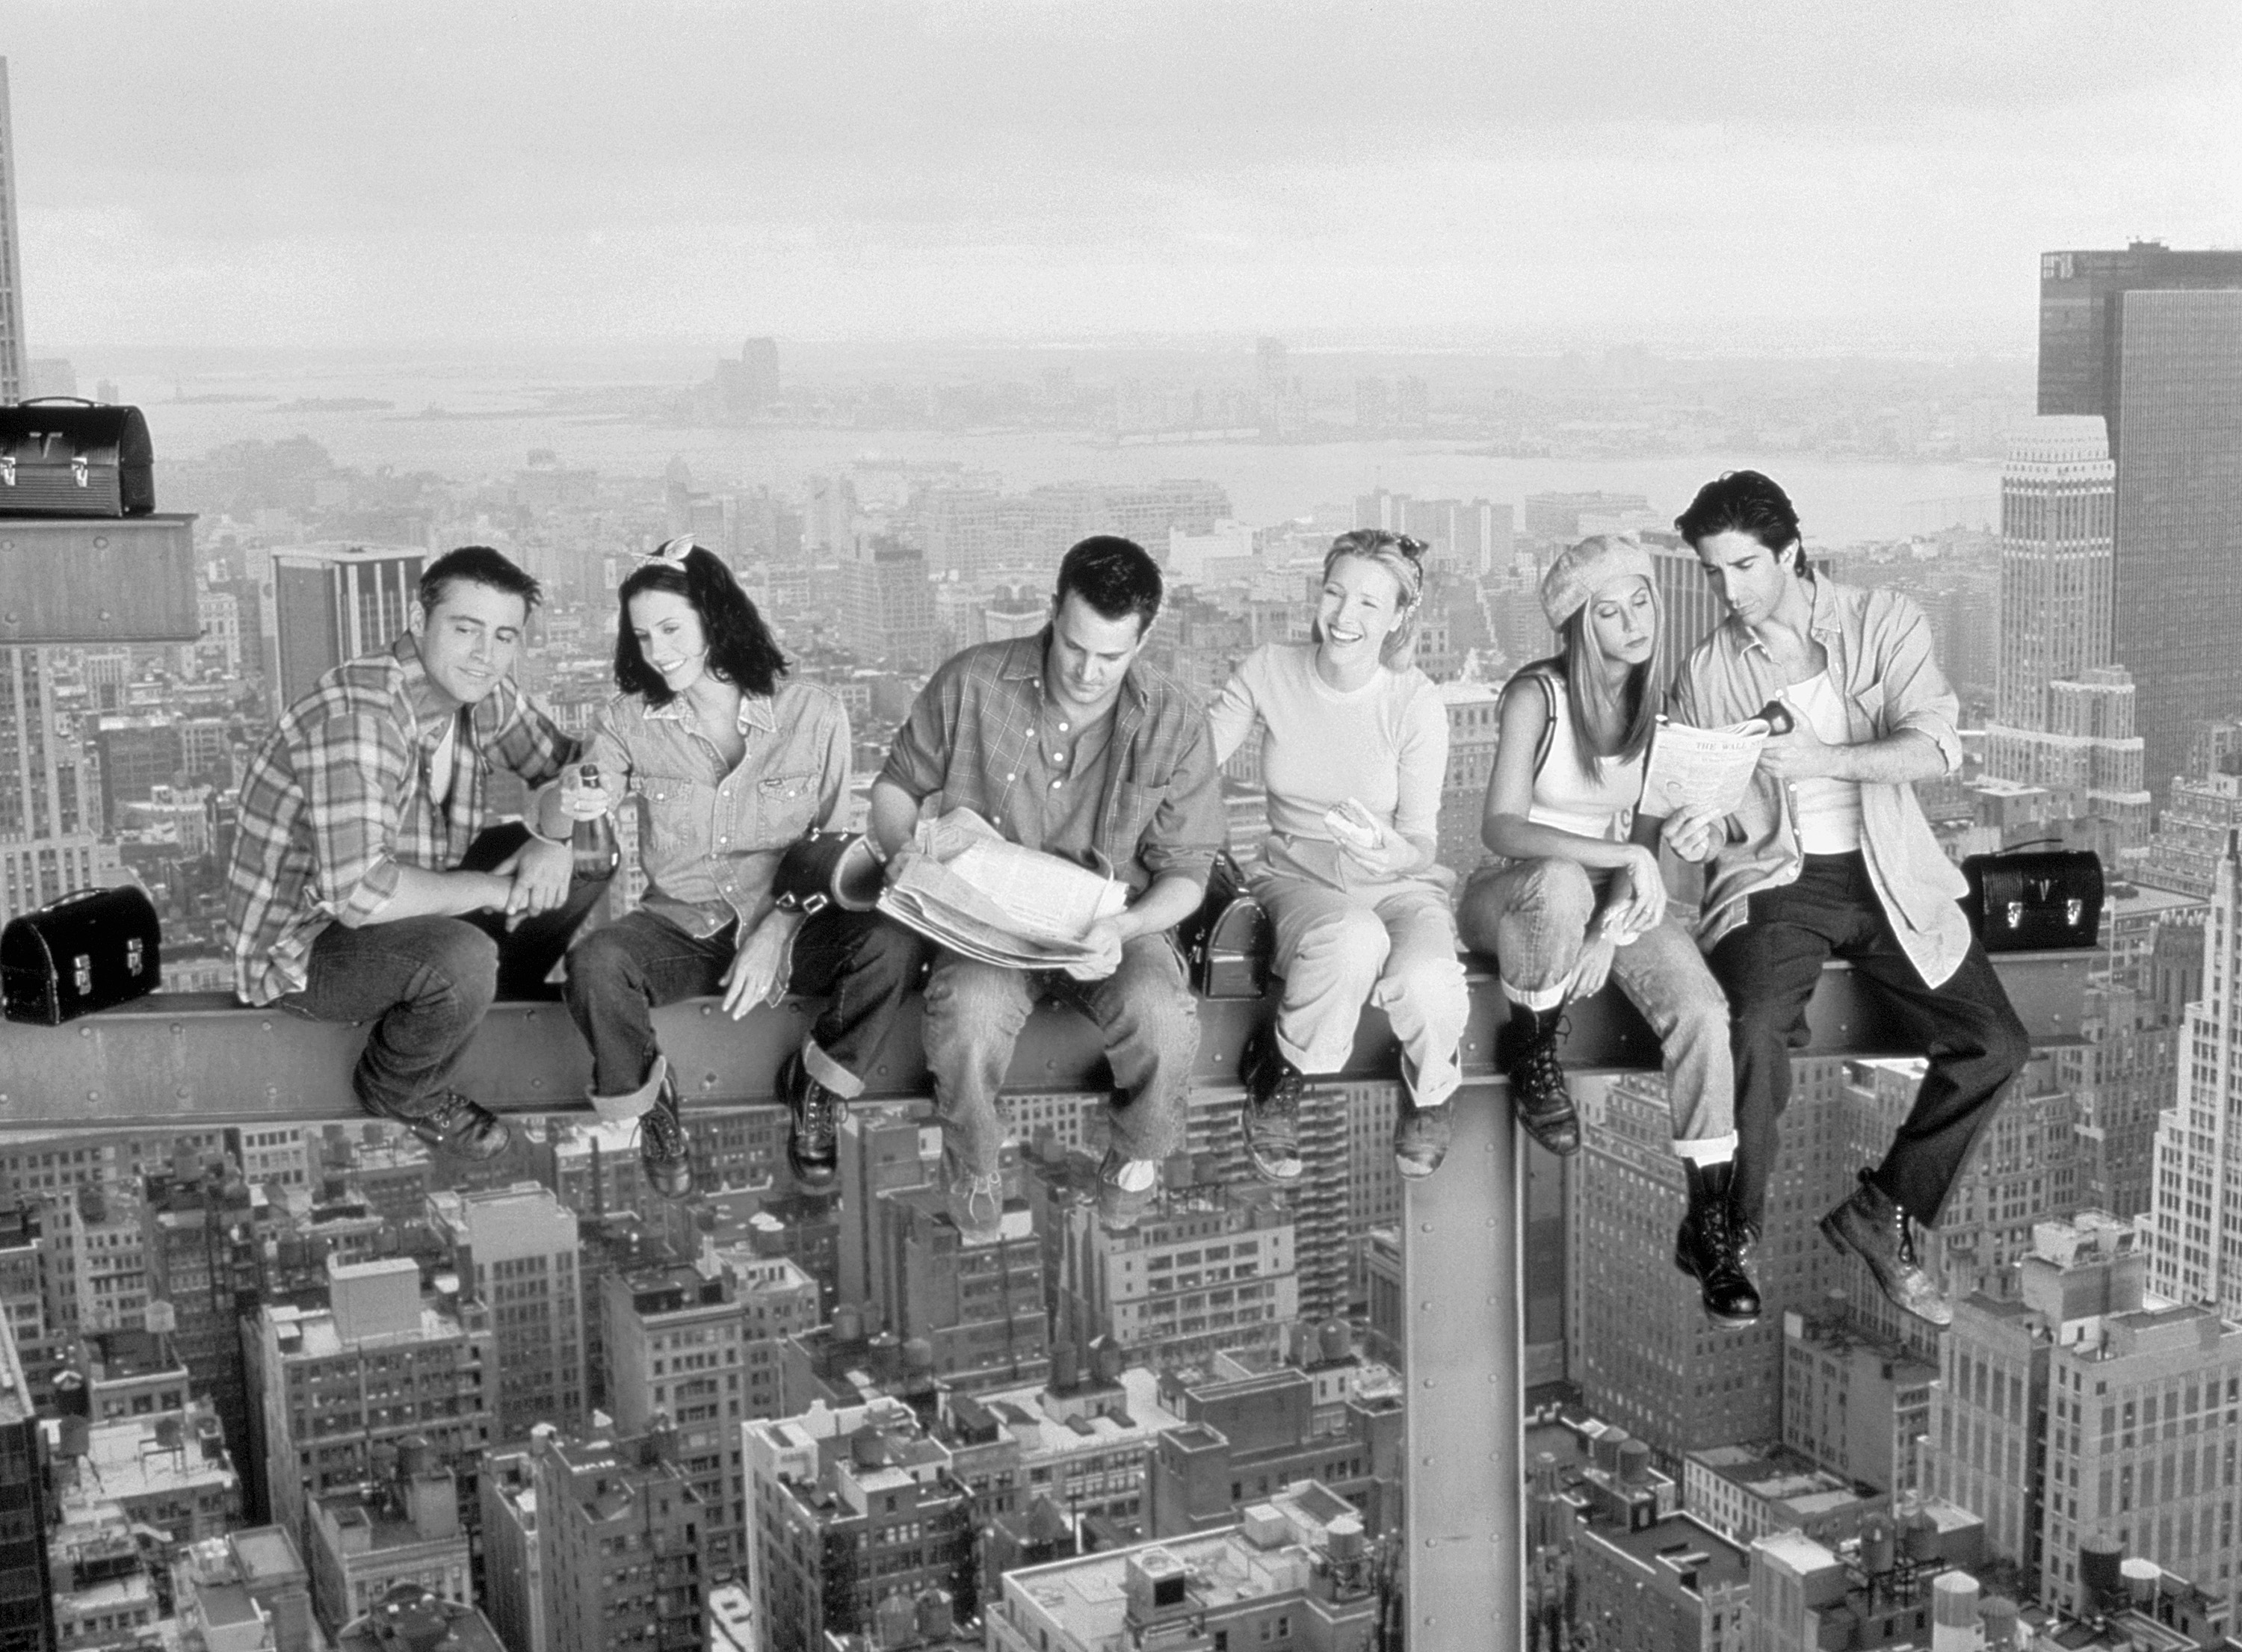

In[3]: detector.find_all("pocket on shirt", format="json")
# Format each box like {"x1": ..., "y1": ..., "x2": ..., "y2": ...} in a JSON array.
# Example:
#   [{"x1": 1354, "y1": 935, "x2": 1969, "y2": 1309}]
[
  {"x1": 755, "y1": 772, "x2": 822, "y2": 842},
  {"x1": 638, "y1": 777, "x2": 711, "y2": 868}
]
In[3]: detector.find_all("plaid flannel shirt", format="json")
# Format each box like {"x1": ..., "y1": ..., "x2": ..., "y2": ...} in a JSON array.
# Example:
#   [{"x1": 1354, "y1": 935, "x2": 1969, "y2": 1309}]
[
  {"x1": 880, "y1": 628, "x2": 1223, "y2": 894},
  {"x1": 225, "y1": 632, "x2": 578, "y2": 1005}
]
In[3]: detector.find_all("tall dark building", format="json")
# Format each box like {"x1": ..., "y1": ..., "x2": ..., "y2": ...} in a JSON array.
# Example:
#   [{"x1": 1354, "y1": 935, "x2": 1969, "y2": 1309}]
[
  {"x1": 2113, "y1": 288, "x2": 2242, "y2": 792},
  {"x1": 270, "y1": 545, "x2": 424, "y2": 706},
  {"x1": 2039, "y1": 246, "x2": 2242, "y2": 794},
  {"x1": 0, "y1": 1310, "x2": 53, "y2": 1652},
  {"x1": 2037, "y1": 243, "x2": 2242, "y2": 458}
]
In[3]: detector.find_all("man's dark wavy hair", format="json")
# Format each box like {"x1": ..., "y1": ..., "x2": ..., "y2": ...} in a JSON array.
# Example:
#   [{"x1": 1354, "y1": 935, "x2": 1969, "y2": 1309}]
[
  {"x1": 613, "y1": 546, "x2": 788, "y2": 702},
  {"x1": 1673, "y1": 470, "x2": 1807, "y2": 573},
  {"x1": 419, "y1": 545, "x2": 542, "y2": 613},
  {"x1": 1052, "y1": 535, "x2": 1164, "y2": 635}
]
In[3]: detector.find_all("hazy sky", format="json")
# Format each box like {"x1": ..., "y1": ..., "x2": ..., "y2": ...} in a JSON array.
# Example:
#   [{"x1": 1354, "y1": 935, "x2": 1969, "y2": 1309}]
[{"x1": 7, "y1": 1, "x2": 2239, "y2": 353}]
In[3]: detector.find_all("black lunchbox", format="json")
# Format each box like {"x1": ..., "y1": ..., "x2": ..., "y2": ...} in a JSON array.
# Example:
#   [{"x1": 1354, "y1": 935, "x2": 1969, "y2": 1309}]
[
  {"x1": 1, "y1": 886, "x2": 163, "y2": 1025},
  {"x1": 1959, "y1": 844, "x2": 2103, "y2": 953},
  {"x1": 1176, "y1": 853, "x2": 1273, "y2": 1000},
  {"x1": 0, "y1": 399, "x2": 157, "y2": 518}
]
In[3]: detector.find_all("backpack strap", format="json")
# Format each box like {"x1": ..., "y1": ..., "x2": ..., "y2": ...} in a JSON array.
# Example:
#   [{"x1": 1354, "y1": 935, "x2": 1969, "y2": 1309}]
[{"x1": 1520, "y1": 666, "x2": 1562, "y2": 779}]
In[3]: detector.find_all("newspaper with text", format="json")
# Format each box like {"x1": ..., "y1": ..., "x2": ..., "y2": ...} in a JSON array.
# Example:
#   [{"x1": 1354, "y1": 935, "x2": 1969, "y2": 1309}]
[{"x1": 1637, "y1": 714, "x2": 1775, "y2": 817}]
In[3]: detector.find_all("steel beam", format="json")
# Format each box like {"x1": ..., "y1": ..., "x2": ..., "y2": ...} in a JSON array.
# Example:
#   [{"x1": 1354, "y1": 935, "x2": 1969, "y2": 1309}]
[{"x1": 0, "y1": 951, "x2": 2093, "y2": 1130}]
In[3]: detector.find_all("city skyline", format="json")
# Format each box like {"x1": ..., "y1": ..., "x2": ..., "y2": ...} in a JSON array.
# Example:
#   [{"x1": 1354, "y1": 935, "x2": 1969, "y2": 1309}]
[{"x1": 0, "y1": 5, "x2": 2235, "y2": 351}]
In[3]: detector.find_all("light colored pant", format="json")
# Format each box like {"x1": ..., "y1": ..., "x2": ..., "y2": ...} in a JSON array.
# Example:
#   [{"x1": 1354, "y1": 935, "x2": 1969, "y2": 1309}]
[
  {"x1": 1253, "y1": 863, "x2": 1470, "y2": 1107},
  {"x1": 1457, "y1": 857, "x2": 1737, "y2": 1150},
  {"x1": 920, "y1": 934, "x2": 1197, "y2": 1180}
]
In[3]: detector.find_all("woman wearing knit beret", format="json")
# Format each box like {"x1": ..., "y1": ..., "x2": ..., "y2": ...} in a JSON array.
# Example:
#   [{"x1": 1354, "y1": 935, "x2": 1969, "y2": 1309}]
[{"x1": 1457, "y1": 534, "x2": 1758, "y2": 1326}]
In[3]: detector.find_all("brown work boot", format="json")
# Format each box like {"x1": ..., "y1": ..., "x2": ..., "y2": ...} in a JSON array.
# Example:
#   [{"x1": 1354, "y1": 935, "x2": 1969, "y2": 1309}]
[
  {"x1": 374, "y1": 1090, "x2": 512, "y2": 1162},
  {"x1": 1820, "y1": 1170, "x2": 1951, "y2": 1328}
]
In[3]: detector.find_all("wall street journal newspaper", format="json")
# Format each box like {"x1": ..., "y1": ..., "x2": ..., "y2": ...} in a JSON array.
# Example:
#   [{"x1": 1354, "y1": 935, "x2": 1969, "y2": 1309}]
[{"x1": 1638, "y1": 714, "x2": 1775, "y2": 817}]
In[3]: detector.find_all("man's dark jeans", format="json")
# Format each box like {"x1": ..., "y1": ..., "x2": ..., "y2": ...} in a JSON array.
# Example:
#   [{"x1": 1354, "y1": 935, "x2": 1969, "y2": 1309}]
[
  {"x1": 1708, "y1": 851, "x2": 2030, "y2": 1229},
  {"x1": 563, "y1": 906, "x2": 925, "y2": 1097},
  {"x1": 278, "y1": 823, "x2": 606, "y2": 1119}
]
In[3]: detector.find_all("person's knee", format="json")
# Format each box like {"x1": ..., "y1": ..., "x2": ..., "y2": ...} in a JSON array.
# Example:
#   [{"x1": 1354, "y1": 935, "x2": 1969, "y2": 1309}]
[
  {"x1": 1983, "y1": 1003, "x2": 2032, "y2": 1083},
  {"x1": 1521, "y1": 859, "x2": 1596, "y2": 921},
  {"x1": 1290, "y1": 905, "x2": 1391, "y2": 974},
  {"x1": 851, "y1": 918, "x2": 927, "y2": 994},
  {"x1": 924, "y1": 962, "x2": 1025, "y2": 1042},
  {"x1": 1384, "y1": 952, "x2": 1468, "y2": 1021},
  {"x1": 416, "y1": 924, "x2": 501, "y2": 1013},
  {"x1": 563, "y1": 929, "x2": 636, "y2": 1005},
  {"x1": 1117, "y1": 962, "x2": 1201, "y2": 1059}
]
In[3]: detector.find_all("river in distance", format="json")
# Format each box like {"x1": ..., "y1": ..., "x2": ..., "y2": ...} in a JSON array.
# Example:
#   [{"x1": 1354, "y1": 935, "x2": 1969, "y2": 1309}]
[{"x1": 119, "y1": 356, "x2": 2001, "y2": 544}]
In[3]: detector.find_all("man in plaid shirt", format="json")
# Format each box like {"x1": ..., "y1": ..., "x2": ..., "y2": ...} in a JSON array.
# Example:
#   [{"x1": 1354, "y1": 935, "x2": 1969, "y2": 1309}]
[
  {"x1": 869, "y1": 536, "x2": 1225, "y2": 1243},
  {"x1": 226, "y1": 545, "x2": 606, "y2": 1160}
]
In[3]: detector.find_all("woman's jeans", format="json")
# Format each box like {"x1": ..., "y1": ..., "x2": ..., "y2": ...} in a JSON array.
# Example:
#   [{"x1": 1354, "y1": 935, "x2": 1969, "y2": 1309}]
[
  {"x1": 1252, "y1": 861, "x2": 1469, "y2": 1107},
  {"x1": 564, "y1": 906, "x2": 925, "y2": 1098},
  {"x1": 1457, "y1": 856, "x2": 1736, "y2": 1151}
]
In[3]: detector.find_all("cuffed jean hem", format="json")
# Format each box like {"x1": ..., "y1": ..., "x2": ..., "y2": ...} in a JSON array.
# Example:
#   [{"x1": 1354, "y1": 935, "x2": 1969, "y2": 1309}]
[{"x1": 1672, "y1": 1132, "x2": 1738, "y2": 1163}]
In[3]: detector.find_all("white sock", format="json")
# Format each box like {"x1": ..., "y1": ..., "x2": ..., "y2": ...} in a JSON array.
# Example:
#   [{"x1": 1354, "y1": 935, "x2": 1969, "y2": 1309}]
[{"x1": 1116, "y1": 1158, "x2": 1158, "y2": 1192}]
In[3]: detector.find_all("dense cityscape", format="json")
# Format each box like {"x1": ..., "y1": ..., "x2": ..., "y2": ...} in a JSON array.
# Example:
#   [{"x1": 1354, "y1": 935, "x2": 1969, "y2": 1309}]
[{"x1": 1, "y1": 31, "x2": 2241, "y2": 1652}]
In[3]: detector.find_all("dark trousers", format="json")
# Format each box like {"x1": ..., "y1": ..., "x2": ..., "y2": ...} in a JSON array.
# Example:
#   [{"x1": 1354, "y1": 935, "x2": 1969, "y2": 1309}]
[
  {"x1": 1708, "y1": 852, "x2": 2029, "y2": 1228},
  {"x1": 279, "y1": 823, "x2": 607, "y2": 1118},
  {"x1": 563, "y1": 905, "x2": 925, "y2": 1096}
]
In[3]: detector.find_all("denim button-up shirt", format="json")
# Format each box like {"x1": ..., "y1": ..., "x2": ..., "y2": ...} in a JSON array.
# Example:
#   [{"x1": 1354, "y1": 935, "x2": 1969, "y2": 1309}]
[
  {"x1": 1670, "y1": 575, "x2": 1973, "y2": 987},
  {"x1": 584, "y1": 678, "x2": 851, "y2": 938}
]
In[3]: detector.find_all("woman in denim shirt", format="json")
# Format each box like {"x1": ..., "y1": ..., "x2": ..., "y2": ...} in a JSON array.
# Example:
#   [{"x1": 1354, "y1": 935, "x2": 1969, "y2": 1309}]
[{"x1": 561, "y1": 541, "x2": 923, "y2": 1201}]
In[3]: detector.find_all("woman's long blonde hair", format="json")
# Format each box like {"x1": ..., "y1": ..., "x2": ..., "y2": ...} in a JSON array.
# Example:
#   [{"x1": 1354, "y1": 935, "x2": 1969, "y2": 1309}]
[
  {"x1": 1540, "y1": 574, "x2": 1663, "y2": 782},
  {"x1": 1310, "y1": 529, "x2": 1428, "y2": 668}
]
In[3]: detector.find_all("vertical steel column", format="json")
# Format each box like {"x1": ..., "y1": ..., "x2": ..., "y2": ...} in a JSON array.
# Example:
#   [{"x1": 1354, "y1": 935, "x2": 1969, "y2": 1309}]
[{"x1": 1400, "y1": 1076, "x2": 1522, "y2": 1648}]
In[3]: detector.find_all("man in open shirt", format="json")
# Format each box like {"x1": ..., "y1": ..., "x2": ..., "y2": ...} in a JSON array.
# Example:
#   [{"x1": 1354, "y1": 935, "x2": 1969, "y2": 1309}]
[
  {"x1": 868, "y1": 536, "x2": 1225, "y2": 1243},
  {"x1": 226, "y1": 546, "x2": 605, "y2": 1160},
  {"x1": 1664, "y1": 471, "x2": 2028, "y2": 1328}
]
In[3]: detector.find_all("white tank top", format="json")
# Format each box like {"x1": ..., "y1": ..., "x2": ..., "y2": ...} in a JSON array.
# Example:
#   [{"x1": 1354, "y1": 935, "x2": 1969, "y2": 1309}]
[
  {"x1": 1783, "y1": 672, "x2": 1864, "y2": 853},
  {"x1": 1519, "y1": 671, "x2": 1643, "y2": 843}
]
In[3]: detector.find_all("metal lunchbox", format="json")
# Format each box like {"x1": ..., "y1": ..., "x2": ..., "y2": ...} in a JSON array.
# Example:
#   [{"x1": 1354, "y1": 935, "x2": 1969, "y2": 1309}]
[
  {"x1": 0, "y1": 400, "x2": 157, "y2": 518},
  {"x1": 1, "y1": 886, "x2": 163, "y2": 1025},
  {"x1": 1959, "y1": 846, "x2": 2103, "y2": 953},
  {"x1": 1176, "y1": 853, "x2": 1273, "y2": 1000}
]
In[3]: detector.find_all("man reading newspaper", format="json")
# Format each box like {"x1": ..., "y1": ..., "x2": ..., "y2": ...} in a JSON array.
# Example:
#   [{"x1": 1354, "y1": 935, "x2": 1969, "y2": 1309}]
[{"x1": 868, "y1": 536, "x2": 1225, "y2": 1244}]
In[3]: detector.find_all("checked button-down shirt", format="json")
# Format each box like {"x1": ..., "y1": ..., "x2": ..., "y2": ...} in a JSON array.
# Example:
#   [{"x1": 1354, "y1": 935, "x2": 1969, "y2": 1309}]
[{"x1": 225, "y1": 631, "x2": 578, "y2": 1006}]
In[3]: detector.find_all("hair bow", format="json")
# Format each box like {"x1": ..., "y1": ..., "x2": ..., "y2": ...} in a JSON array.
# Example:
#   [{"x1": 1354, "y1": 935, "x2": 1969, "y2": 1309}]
[{"x1": 634, "y1": 535, "x2": 696, "y2": 568}]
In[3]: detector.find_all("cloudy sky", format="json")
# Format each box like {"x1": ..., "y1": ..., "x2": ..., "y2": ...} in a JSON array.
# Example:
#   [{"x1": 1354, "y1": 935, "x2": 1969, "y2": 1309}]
[{"x1": 7, "y1": 1, "x2": 2238, "y2": 353}]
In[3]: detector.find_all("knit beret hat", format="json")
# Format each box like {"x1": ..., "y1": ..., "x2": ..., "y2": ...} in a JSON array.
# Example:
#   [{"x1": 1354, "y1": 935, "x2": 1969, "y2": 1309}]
[{"x1": 1540, "y1": 534, "x2": 1656, "y2": 630}]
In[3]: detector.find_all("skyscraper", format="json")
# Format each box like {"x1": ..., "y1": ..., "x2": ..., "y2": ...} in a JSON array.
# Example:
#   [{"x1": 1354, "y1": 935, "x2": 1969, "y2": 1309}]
[
  {"x1": 2037, "y1": 243, "x2": 2242, "y2": 459},
  {"x1": 269, "y1": 545, "x2": 425, "y2": 705},
  {"x1": 0, "y1": 60, "x2": 25, "y2": 402},
  {"x1": 2151, "y1": 835, "x2": 2242, "y2": 1317},
  {"x1": 428, "y1": 1185, "x2": 585, "y2": 1441},
  {"x1": 0, "y1": 645, "x2": 120, "y2": 924},
  {"x1": 1981, "y1": 418, "x2": 2149, "y2": 848},
  {"x1": 2038, "y1": 247, "x2": 2242, "y2": 795},
  {"x1": 2113, "y1": 288, "x2": 2242, "y2": 794}
]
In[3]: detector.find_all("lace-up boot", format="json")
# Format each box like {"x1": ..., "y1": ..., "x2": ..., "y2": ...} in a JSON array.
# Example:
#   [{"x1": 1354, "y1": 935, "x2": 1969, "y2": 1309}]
[
  {"x1": 1239, "y1": 1027, "x2": 1307, "y2": 1184},
  {"x1": 1498, "y1": 1002, "x2": 1579, "y2": 1156},
  {"x1": 1820, "y1": 1169, "x2": 1951, "y2": 1327},
  {"x1": 1672, "y1": 1159, "x2": 1761, "y2": 1327}
]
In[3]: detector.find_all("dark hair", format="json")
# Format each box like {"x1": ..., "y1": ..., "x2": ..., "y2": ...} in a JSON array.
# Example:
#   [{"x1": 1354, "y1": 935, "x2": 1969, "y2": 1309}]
[
  {"x1": 419, "y1": 545, "x2": 542, "y2": 614},
  {"x1": 1053, "y1": 536, "x2": 1163, "y2": 636},
  {"x1": 1673, "y1": 470, "x2": 1806, "y2": 572},
  {"x1": 614, "y1": 546, "x2": 788, "y2": 702}
]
